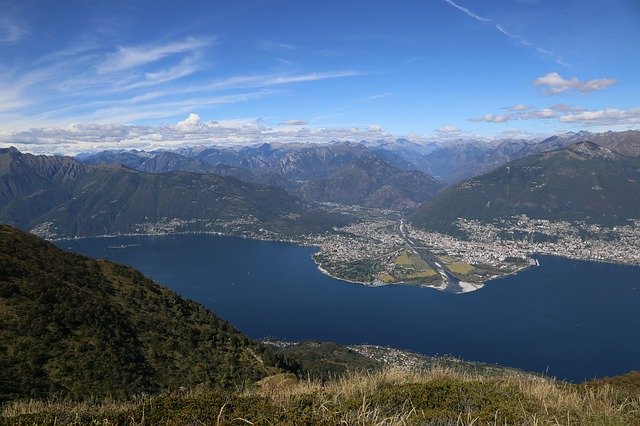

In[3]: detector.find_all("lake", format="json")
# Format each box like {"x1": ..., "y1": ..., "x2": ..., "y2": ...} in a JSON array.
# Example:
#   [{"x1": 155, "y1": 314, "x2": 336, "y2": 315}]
[{"x1": 59, "y1": 233, "x2": 640, "y2": 382}]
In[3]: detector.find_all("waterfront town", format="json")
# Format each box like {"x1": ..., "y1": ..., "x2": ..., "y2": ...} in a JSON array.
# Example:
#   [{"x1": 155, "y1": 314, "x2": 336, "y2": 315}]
[
  {"x1": 34, "y1": 203, "x2": 640, "y2": 293},
  {"x1": 307, "y1": 212, "x2": 640, "y2": 291}
]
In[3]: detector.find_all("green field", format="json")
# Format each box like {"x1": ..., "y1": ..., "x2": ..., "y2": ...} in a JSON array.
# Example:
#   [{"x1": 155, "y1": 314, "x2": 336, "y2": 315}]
[
  {"x1": 447, "y1": 261, "x2": 475, "y2": 275},
  {"x1": 390, "y1": 249, "x2": 437, "y2": 281}
]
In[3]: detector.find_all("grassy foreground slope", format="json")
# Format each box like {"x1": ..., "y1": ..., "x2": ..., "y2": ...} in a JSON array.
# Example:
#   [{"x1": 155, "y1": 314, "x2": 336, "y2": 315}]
[
  {"x1": 0, "y1": 225, "x2": 292, "y2": 401},
  {"x1": 3, "y1": 368, "x2": 640, "y2": 425}
]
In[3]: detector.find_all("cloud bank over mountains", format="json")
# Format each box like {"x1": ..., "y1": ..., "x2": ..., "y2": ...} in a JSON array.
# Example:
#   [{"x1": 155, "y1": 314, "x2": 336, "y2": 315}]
[{"x1": 0, "y1": 113, "x2": 401, "y2": 154}]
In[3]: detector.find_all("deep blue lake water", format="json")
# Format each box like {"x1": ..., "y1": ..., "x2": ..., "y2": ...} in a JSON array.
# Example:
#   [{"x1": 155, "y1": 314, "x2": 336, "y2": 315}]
[{"x1": 59, "y1": 234, "x2": 640, "y2": 382}]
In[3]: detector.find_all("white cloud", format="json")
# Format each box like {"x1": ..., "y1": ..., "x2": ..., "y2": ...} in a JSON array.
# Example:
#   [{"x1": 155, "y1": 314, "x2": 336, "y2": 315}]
[
  {"x1": 507, "y1": 104, "x2": 531, "y2": 111},
  {"x1": 436, "y1": 125, "x2": 461, "y2": 134},
  {"x1": 468, "y1": 107, "x2": 556, "y2": 123},
  {"x1": 558, "y1": 108, "x2": 640, "y2": 126},
  {"x1": 96, "y1": 37, "x2": 212, "y2": 73},
  {"x1": 176, "y1": 113, "x2": 202, "y2": 131},
  {"x1": 548, "y1": 103, "x2": 574, "y2": 112},
  {"x1": 533, "y1": 72, "x2": 617, "y2": 95},
  {"x1": 521, "y1": 108, "x2": 555, "y2": 120},
  {"x1": 78, "y1": 90, "x2": 277, "y2": 124},
  {"x1": 470, "y1": 104, "x2": 640, "y2": 127},
  {"x1": 279, "y1": 119, "x2": 307, "y2": 126},
  {"x1": 0, "y1": 68, "x2": 60, "y2": 114},
  {"x1": 0, "y1": 114, "x2": 401, "y2": 154},
  {"x1": 469, "y1": 113, "x2": 512, "y2": 123}
]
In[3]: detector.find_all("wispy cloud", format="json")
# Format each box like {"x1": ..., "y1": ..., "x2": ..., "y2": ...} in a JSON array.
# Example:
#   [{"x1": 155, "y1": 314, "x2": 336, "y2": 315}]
[
  {"x1": 444, "y1": 0, "x2": 490, "y2": 22},
  {"x1": 210, "y1": 71, "x2": 360, "y2": 90},
  {"x1": 506, "y1": 104, "x2": 532, "y2": 111},
  {"x1": 354, "y1": 92, "x2": 393, "y2": 103},
  {"x1": 443, "y1": 0, "x2": 568, "y2": 67},
  {"x1": 0, "y1": 15, "x2": 29, "y2": 44},
  {"x1": 113, "y1": 56, "x2": 201, "y2": 91},
  {"x1": 533, "y1": 72, "x2": 617, "y2": 95},
  {"x1": 73, "y1": 90, "x2": 280, "y2": 124},
  {"x1": 366, "y1": 92, "x2": 393, "y2": 101},
  {"x1": 96, "y1": 37, "x2": 213, "y2": 73},
  {"x1": 258, "y1": 40, "x2": 299, "y2": 51},
  {"x1": 0, "y1": 28, "x2": 362, "y2": 131}
]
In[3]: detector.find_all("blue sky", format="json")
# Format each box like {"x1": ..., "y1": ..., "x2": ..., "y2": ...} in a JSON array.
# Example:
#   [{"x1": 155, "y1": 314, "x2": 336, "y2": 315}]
[{"x1": 0, "y1": 0, "x2": 639, "y2": 153}]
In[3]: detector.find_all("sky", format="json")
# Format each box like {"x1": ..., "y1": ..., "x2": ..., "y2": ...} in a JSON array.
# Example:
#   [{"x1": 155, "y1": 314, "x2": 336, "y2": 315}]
[{"x1": 0, "y1": 0, "x2": 639, "y2": 153}]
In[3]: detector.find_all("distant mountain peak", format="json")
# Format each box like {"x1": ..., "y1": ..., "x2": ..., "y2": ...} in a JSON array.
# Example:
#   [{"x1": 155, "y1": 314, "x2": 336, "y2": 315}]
[{"x1": 568, "y1": 141, "x2": 617, "y2": 159}]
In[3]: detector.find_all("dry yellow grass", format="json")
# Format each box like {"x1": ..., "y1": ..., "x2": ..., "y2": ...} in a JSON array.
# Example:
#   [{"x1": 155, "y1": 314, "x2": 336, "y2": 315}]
[
  {"x1": 3, "y1": 367, "x2": 639, "y2": 425},
  {"x1": 250, "y1": 367, "x2": 640, "y2": 425}
]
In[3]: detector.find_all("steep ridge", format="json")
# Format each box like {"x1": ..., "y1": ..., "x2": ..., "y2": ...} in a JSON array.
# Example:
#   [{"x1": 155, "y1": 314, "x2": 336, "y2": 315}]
[
  {"x1": 412, "y1": 141, "x2": 640, "y2": 232},
  {"x1": 297, "y1": 155, "x2": 444, "y2": 210},
  {"x1": 0, "y1": 225, "x2": 292, "y2": 400}
]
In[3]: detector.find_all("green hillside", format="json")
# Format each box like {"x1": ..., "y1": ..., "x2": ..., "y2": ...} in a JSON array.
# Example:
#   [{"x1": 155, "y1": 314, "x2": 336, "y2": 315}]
[
  {"x1": 1, "y1": 225, "x2": 639, "y2": 424},
  {"x1": 412, "y1": 142, "x2": 640, "y2": 233},
  {"x1": 0, "y1": 225, "x2": 293, "y2": 401}
]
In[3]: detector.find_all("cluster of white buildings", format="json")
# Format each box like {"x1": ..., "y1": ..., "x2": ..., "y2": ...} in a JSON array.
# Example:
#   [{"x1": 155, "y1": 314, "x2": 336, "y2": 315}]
[
  {"x1": 309, "y1": 220, "x2": 404, "y2": 265},
  {"x1": 457, "y1": 216, "x2": 640, "y2": 265}
]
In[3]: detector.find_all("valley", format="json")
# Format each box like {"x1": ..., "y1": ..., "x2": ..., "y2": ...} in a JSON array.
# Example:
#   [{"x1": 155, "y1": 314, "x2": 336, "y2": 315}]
[
  {"x1": 6, "y1": 130, "x2": 640, "y2": 293},
  {"x1": 307, "y1": 207, "x2": 640, "y2": 292}
]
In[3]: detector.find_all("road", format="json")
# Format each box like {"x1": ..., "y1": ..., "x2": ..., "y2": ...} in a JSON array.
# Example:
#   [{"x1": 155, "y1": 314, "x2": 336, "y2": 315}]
[{"x1": 396, "y1": 217, "x2": 465, "y2": 293}]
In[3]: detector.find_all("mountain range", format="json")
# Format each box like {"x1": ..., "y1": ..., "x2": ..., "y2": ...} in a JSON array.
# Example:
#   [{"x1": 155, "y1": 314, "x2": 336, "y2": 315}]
[
  {"x1": 82, "y1": 141, "x2": 445, "y2": 210},
  {"x1": 81, "y1": 130, "x2": 640, "y2": 184},
  {"x1": 412, "y1": 140, "x2": 640, "y2": 232},
  {"x1": 0, "y1": 147, "x2": 344, "y2": 238},
  {"x1": 2, "y1": 130, "x2": 639, "y2": 238}
]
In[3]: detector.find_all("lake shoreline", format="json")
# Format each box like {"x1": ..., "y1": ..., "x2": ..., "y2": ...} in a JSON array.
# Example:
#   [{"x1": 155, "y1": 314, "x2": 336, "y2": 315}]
[
  {"x1": 49, "y1": 229, "x2": 636, "y2": 293},
  {"x1": 57, "y1": 233, "x2": 640, "y2": 382}
]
